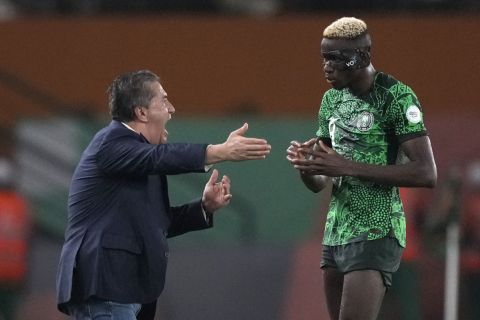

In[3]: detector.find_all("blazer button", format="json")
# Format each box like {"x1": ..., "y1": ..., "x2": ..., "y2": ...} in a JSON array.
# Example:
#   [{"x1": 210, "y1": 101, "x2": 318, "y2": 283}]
[
  {"x1": 163, "y1": 231, "x2": 168, "y2": 237},
  {"x1": 165, "y1": 252, "x2": 170, "y2": 258}
]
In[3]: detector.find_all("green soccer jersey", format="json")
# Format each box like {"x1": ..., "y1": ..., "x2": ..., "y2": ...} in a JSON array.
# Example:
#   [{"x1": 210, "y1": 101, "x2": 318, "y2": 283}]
[{"x1": 316, "y1": 72, "x2": 427, "y2": 247}]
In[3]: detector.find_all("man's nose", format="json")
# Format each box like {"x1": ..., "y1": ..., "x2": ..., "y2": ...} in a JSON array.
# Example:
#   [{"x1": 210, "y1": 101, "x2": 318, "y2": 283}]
[{"x1": 168, "y1": 102, "x2": 175, "y2": 114}]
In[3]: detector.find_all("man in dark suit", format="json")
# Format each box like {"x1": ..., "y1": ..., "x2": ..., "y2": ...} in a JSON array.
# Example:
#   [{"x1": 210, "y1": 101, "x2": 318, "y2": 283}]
[{"x1": 56, "y1": 70, "x2": 271, "y2": 319}]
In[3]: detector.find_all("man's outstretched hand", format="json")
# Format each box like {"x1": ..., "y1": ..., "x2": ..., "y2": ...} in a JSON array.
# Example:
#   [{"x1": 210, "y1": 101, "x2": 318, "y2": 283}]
[{"x1": 206, "y1": 123, "x2": 271, "y2": 164}]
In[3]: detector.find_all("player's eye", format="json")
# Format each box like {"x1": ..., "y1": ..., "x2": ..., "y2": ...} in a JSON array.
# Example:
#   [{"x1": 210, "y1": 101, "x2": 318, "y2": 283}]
[{"x1": 324, "y1": 55, "x2": 341, "y2": 62}]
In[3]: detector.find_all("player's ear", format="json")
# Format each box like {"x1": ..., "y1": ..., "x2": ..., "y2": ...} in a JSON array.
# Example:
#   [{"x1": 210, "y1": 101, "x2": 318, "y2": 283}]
[{"x1": 358, "y1": 49, "x2": 371, "y2": 68}]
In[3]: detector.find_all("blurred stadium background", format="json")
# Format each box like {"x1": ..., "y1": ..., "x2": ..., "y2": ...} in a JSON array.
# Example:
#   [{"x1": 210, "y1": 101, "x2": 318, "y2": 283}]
[{"x1": 0, "y1": 0, "x2": 479, "y2": 319}]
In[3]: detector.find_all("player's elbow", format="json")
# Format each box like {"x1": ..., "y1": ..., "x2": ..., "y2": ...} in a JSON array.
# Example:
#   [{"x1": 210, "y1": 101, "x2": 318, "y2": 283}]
[
  {"x1": 420, "y1": 164, "x2": 437, "y2": 188},
  {"x1": 301, "y1": 174, "x2": 328, "y2": 193},
  {"x1": 423, "y1": 175, "x2": 437, "y2": 188},
  {"x1": 307, "y1": 185, "x2": 323, "y2": 193},
  {"x1": 426, "y1": 172, "x2": 437, "y2": 188}
]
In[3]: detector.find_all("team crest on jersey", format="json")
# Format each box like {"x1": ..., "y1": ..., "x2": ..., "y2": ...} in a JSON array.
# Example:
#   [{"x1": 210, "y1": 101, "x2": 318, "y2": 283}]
[
  {"x1": 406, "y1": 105, "x2": 422, "y2": 124},
  {"x1": 355, "y1": 111, "x2": 374, "y2": 131}
]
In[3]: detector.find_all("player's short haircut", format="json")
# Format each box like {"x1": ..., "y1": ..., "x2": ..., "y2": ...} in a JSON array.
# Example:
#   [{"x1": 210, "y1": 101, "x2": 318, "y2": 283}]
[
  {"x1": 323, "y1": 17, "x2": 368, "y2": 40},
  {"x1": 108, "y1": 70, "x2": 160, "y2": 122}
]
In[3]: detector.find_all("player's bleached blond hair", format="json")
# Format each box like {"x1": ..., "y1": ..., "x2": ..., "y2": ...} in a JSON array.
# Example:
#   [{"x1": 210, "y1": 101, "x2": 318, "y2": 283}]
[{"x1": 323, "y1": 17, "x2": 368, "y2": 39}]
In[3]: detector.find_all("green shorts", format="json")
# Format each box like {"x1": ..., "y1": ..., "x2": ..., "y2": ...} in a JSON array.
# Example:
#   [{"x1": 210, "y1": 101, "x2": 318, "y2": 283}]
[{"x1": 320, "y1": 236, "x2": 404, "y2": 288}]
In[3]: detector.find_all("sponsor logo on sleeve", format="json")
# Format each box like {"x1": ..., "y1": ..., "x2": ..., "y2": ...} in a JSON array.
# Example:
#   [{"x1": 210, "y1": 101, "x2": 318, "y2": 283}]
[{"x1": 406, "y1": 105, "x2": 422, "y2": 124}]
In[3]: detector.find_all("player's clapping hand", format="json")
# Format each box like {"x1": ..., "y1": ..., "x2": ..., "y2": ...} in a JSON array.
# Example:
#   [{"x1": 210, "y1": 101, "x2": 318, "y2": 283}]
[
  {"x1": 286, "y1": 138, "x2": 318, "y2": 163},
  {"x1": 201, "y1": 169, "x2": 232, "y2": 213},
  {"x1": 291, "y1": 140, "x2": 349, "y2": 177}
]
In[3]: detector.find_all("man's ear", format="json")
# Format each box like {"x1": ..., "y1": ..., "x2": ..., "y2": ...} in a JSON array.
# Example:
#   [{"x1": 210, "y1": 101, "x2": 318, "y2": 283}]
[
  {"x1": 134, "y1": 106, "x2": 148, "y2": 122},
  {"x1": 358, "y1": 49, "x2": 371, "y2": 68}
]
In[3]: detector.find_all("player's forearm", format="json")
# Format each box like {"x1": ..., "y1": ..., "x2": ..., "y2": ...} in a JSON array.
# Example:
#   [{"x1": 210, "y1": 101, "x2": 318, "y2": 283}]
[{"x1": 346, "y1": 160, "x2": 437, "y2": 188}]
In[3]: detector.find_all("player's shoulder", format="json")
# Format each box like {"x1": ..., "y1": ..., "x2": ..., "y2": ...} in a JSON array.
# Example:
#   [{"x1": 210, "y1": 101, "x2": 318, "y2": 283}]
[
  {"x1": 376, "y1": 72, "x2": 416, "y2": 98},
  {"x1": 322, "y1": 87, "x2": 343, "y2": 104},
  {"x1": 376, "y1": 72, "x2": 398, "y2": 88}
]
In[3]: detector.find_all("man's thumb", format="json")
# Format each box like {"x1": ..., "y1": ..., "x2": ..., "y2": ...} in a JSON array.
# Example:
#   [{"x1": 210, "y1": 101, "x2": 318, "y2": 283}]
[
  {"x1": 208, "y1": 169, "x2": 219, "y2": 185},
  {"x1": 318, "y1": 140, "x2": 333, "y2": 153},
  {"x1": 231, "y1": 123, "x2": 248, "y2": 136}
]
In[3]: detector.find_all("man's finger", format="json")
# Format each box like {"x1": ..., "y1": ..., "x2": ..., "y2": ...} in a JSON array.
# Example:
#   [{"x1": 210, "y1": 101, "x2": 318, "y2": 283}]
[
  {"x1": 290, "y1": 141, "x2": 301, "y2": 147},
  {"x1": 241, "y1": 138, "x2": 270, "y2": 145},
  {"x1": 222, "y1": 174, "x2": 231, "y2": 185},
  {"x1": 318, "y1": 140, "x2": 333, "y2": 153},
  {"x1": 298, "y1": 148, "x2": 324, "y2": 157},
  {"x1": 222, "y1": 176, "x2": 231, "y2": 196},
  {"x1": 245, "y1": 150, "x2": 271, "y2": 157},
  {"x1": 286, "y1": 155, "x2": 297, "y2": 162},
  {"x1": 300, "y1": 138, "x2": 317, "y2": 148},
  {"x1": 286, "y1": 148, "x2": 298, "y2": 157},
  {"x1": 208, "y1": 169, "x2": 219, "y2": 185}
]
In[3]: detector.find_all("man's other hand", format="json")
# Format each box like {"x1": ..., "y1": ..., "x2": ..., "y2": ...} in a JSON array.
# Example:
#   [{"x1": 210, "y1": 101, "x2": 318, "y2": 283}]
[{"x1": 202, "y1": 169, "x2": 232, "y2": 213}]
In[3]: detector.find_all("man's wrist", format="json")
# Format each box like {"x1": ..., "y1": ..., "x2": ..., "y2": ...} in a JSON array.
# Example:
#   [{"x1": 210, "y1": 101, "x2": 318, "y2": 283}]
[
  {"x1": 205, "y1": 144, "x2": 227, "y2": 165},
  {"x1": 201, "y1": 201, "x2": 214, "y2": 224},
  {"x1": 201, "y1": 198, "x2": 215, "y2": 213}
]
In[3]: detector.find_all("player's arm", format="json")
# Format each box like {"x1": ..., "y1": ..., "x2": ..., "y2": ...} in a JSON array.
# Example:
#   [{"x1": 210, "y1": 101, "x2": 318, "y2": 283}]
[
  {"x1": 295, "y1": 135, "x2": 437, "y2": 188},
  {"x1": 344, "y1": 88, "x2": 437, "y2": 187},
  {"x1": 346, "y1": 135, "x2": 436, "y2": 187}
]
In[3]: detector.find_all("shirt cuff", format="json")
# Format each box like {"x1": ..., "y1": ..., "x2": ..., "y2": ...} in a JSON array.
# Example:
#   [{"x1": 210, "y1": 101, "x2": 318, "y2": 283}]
[
  {"x1": 200, "y1": 202, "x2": 212, "y2": 225},
  {"x1": 204, "y1": 144, "x2": 214, "y2": 172}
]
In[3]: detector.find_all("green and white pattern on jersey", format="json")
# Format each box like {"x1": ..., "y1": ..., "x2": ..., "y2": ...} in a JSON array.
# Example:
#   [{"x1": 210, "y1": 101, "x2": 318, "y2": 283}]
[{"x1": 316, "y1": 72, "x2": 427, "y2": 247}]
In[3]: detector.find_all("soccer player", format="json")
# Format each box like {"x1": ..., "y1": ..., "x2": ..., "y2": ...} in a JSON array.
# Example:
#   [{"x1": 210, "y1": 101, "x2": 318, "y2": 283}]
[{"x1": 286, "y1": 17, "x2": 437, "y2": 320}]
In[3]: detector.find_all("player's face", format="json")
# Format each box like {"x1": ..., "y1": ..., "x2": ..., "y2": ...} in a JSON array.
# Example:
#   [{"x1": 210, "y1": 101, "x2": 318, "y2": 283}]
[
  {"x1": 145, "y1": 82, "x2": 175, "y2": 144},
  {"x1": 321, "y1": 38, "x2": 358, "y2": 90}
]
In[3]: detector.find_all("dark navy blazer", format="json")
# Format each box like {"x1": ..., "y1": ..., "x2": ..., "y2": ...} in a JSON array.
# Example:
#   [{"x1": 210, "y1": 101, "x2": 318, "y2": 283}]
[{"x1": 56, "y1": 120, "x2": 211, "y2": 315}]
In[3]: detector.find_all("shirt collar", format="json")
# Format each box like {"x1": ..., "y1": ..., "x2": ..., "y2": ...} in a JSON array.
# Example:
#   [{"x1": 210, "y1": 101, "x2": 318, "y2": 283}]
[
  {"x1": 121, "y1": 122, "x2": 137, "y2": 133},
  {"x1": 120, "y1": 122, "x2": 150, "y2": 143}
]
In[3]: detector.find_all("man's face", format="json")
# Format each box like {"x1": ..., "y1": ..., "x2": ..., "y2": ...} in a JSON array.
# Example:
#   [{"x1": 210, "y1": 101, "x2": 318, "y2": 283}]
[
  {"x1": 321, "y1": 38, "x2": 361, "y2": 90},
  {"x1": 144, "y1": 81, "x2": 175, "y2": 144}
]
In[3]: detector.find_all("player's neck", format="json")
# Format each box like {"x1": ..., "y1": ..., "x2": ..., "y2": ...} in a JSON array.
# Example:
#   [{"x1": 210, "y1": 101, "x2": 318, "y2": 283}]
[{"x1": 349, "y1": 65, "x2": 376, "y2": 96}]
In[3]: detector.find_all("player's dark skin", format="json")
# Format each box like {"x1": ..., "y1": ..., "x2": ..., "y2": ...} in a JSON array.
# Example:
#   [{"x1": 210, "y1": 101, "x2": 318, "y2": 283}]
[{"x1": 286, "y1": 34, "x2": 437, "y2": 320}]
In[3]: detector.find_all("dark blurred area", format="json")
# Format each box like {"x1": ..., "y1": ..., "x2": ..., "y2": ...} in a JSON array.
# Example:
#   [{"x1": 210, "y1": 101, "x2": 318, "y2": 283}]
[{"x1": 0, "y1": 0, "x2": 478, "y2": 18}]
